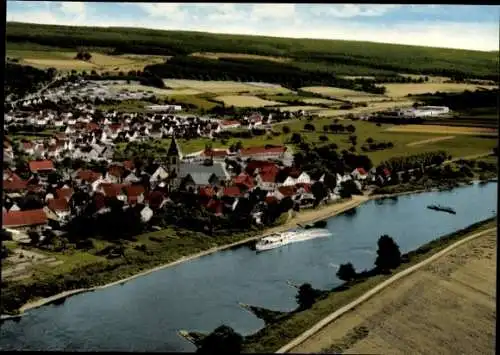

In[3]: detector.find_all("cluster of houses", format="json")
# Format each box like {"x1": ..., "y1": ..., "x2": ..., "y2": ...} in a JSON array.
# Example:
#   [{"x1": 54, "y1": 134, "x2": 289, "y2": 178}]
[
  {"x1": 3, "y1": 79, "x2": 396, "y2": 240},
  {"x1": 3, "y1": 132, "x2": 387, "y2": 238}
]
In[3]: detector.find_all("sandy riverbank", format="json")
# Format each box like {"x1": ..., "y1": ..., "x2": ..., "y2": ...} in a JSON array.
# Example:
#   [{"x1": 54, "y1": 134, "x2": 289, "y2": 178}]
[
  {"x1": 286, "y1": 228, "x2": 496, "y2": 354},
  {"x1": 16, "y1": 195, "x2": 370, "y2": 315}
]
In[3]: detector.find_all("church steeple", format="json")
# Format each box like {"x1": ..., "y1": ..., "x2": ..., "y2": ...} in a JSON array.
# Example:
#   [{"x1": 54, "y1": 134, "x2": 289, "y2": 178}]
[
  {"x1": 167, "y1": 134, "x2": 182, "y2": 177},
  {"x1": 167, "y1": 134, "x2": 182, "y2": 160}
]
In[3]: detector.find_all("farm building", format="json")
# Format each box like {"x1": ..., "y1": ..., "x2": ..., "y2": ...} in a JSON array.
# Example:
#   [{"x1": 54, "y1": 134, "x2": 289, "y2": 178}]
[
  {"x1": 379, "y1": 106, "x2": 450, "y2": 119},
  {"x1": 145, "y1": 105, "x2": 183, "y2": 112}
]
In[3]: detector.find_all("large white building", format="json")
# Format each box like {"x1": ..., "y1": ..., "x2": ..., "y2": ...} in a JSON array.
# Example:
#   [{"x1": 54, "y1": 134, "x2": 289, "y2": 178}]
[{"x1": 145, "y1": 105, "x2": 183, "y2": 112}]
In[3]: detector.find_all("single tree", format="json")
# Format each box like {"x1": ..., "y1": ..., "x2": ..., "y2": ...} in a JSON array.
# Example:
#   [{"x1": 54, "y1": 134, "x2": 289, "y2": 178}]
[
  {"x1": 304, "y1": 123, "x2": 315, "y2": 132},
  {"x1": 337, "y1": 262, "x2": 357, "y2": 281},
  {"x1": 375, "y1": 235, "x2": 402, "y2": 272},
  {"x1": 282, "y1": 125, "x2": 291, "y2": 134},
  {"x1": 311, "y1": 181, "x2": 327, "y2": 206},
  {"x1": 296, "y1": 283, "x2": 319, "y2": 310}
]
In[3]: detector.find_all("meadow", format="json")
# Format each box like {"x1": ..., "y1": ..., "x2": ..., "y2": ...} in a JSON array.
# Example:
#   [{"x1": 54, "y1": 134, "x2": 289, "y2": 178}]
[
  {"x1": 213, "y1": 95, "x2": 283, "y2": 108},
  {"x1": 7, "y1": 48, "x2": 166, "y2": 73},
  {"x1": 381, "y1": 83, "x2": 499, "y2": 97}
]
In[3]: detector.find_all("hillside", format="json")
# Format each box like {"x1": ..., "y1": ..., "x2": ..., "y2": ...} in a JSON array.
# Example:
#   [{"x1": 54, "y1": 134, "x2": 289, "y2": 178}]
[{"x1": 6, "y1": 22, "x2": 499, "y2": 80}]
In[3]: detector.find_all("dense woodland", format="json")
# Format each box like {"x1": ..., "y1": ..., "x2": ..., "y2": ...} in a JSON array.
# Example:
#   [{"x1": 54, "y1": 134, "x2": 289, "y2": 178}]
[
  {"x1": 6, "y1": 22, "x2": 499, "y2": 80},
  {"x1": 4, "y1": 62, "x2": 57, "y2": 98}
]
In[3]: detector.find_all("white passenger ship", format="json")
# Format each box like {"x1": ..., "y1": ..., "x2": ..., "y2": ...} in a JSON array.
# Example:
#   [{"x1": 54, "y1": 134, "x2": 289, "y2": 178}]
[{"x1": 255, "y1": 228, "x2": 332, "y2": 252}]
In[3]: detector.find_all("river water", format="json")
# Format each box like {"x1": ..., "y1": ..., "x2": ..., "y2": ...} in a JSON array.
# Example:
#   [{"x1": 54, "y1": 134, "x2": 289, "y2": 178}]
[{"x1": 0, "y1": 182, "x2": 497, "y2": 351}]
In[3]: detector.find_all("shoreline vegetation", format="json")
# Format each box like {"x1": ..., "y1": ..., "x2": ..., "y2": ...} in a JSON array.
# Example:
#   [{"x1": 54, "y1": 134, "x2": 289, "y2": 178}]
[{"x1": 1, "y1": 179, "x2": 495, "y2": 318}]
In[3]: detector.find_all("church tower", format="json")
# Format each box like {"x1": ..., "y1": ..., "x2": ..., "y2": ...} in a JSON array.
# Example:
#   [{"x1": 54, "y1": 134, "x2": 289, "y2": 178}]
[{"x1": 166, "y1": 134, "x2": 182, "y2": 188}]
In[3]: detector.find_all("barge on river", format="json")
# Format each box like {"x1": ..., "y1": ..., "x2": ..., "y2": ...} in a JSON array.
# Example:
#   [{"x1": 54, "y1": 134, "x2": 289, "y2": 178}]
[{"x1": 427, "y1": 204, "x2": 456, "y2": 214}]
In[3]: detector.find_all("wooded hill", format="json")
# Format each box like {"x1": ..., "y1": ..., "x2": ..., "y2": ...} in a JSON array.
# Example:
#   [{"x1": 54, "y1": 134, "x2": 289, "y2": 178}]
[{"x1": 6, "y1": 22, "x2": 499, "y2": 80}]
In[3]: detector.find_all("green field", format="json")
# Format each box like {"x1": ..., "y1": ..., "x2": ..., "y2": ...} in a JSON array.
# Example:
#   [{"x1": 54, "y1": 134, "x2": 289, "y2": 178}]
[{"x1": 6, "y1": 22, "x2": 498, "y2": 79}]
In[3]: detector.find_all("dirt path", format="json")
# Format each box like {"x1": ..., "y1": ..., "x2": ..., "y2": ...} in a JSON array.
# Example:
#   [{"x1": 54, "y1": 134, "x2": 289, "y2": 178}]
[
  {"x1": 406, "y1": 135, "x2": 455, "y2": 147},
  {"x1": 283, "y1": 228, "x2": 496, "y2": 354}
]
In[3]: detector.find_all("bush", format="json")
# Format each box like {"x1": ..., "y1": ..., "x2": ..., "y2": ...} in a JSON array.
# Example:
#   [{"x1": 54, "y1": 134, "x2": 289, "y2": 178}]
[
  {"x1": 337, "y1": 262, "x2": 357, "y2": 281},
  {"x1": 374, "y1": 235, "x2": 401, "y2": 272}
]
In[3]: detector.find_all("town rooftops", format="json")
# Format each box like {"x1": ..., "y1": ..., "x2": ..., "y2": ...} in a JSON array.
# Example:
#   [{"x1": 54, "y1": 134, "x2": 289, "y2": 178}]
[
  {"x1": 3, "y1": 209, "x2": 48, "y2": 227},
  {"x1": 29, "y1": 160, "x2": 55, "y2": 173}
]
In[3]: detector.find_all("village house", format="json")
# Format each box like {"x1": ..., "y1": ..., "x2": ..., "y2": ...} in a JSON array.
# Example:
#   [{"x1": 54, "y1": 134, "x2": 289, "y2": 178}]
[
  {"x1": 2, "y1": 209, "x2": 48, "y2": 231},
  {"x1": 28, "y1": 160, "x2": 55, "y2": 175}
]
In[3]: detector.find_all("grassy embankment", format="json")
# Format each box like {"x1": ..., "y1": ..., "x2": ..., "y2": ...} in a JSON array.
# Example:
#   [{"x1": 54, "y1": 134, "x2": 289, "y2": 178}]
[{"x1": 241, "y1": 217, "x2": 497, "y2": 353}]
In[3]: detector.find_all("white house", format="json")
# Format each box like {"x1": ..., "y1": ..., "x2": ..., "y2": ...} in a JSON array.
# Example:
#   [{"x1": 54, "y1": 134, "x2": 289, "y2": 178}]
[
  {"x1": 150, "y1": 166, "x2": 169, "y2": 183},
  {"x1": 140, "y1": 206, "x2": 154, "y2": 222}
]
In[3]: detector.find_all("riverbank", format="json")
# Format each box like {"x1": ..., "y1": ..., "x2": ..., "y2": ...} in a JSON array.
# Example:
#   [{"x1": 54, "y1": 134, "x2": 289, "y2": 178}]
[
  {"x1": 241, "y1": 217, "x2": 497, "y2": 353},
  {"x1": 3, "y1": 179, "x2": 494, "y2": 316},
  {"x1": 4, "y1": 195, "x2": 369, "y2": 316},
  {"x1": 286, "y1": 227, "x2": 496, "y2": 354}
]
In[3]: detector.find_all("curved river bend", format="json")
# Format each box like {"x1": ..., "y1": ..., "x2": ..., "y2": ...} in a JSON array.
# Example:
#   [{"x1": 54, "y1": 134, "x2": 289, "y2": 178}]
[{"x1": 0, "y1": 182, "x2": 497, "y2": 351}]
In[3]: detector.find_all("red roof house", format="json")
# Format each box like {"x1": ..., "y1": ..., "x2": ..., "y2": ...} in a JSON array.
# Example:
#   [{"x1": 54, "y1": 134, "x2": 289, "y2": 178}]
[
  {"x1": 199, "y1": 186, "x2": 216, "y2": 198},
  {"x1": 222, "y1": 186, "x2": 241, "y2": 198},
  {"x1": 2, "y1": 209, "x2": 48, "y2": 228},
  {"x1": 240, "y1": 146, "x2": 286, "y2": 157},
  {"x1": 278, "y1": 186, "x2": 297, "y2": 197},
  {"x1": 123, "y1": 185, "x2": 146, "y2": 204},
  {"x1": 29, "y1": 160, "x2": 55, "y2": 173},
  {"x1": 3, "y1": 179, "x2": 28, "y2": 192},
  {"x1": 76, "y1": 169, "x2": 102, "y2": 183},
  {"x1": 56, "y1": 188, "x2": 74, "y2": 201},
  {"x1": 47, "y1": 198, "x2": 70, "y2": 212},
  {"x1": 233, "y1": 173, "x2": 254, "y2": 189}
]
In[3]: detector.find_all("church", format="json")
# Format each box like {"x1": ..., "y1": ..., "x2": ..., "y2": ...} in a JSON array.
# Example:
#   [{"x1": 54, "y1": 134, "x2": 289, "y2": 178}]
[{"x1": 166, "y1": 136, "x2": 231, "y2": 190}]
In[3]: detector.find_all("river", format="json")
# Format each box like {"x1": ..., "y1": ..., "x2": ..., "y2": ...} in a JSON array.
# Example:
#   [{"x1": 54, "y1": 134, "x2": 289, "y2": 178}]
[{"x1": 0, "y1": 182, "x2": 497, "y2": 351}]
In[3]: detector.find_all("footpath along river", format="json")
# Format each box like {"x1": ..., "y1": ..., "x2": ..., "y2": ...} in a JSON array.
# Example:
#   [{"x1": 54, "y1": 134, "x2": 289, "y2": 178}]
[{"x1": 0, "y1": 182, "x2": 497, "y2": 351}]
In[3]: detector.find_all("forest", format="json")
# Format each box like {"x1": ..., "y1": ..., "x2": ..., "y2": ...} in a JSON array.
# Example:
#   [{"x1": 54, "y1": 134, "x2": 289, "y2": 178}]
[
  {"x1": 4, "y1": 62, "x2": 57, "y2": 97},
  {"x1": 6, "y1": 22, "x2": 499, "y2": 80}
]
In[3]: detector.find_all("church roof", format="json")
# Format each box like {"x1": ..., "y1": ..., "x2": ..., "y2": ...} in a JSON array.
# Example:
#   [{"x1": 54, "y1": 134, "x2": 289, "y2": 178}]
[{"x1": 167, "y1": 135, "x2": 182, "y2": 159}]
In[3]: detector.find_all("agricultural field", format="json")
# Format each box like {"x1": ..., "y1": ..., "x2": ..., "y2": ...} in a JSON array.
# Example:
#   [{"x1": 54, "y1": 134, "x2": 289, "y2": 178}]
[
  {"x1": 213, "y1": 95, "x2": 283, "y2": 108},
  {"x1": 301, "y1": 98, "x2": 341, "y2": 105},
  {"x1": 386, "y1": 125, "x2": 498, "y2": 136},
  {"x1": 6, "y1": 49, "x2": 166, "y2": 73},
  {"x1": 380, "y1": 83, "x2": 499, "y2": 97},
  {"x1": 301, "y1": 86, "x2": 384, "y2": 99},
  {"x1": 278, "y1": 106, "x2": 325, "y2": 113},
  {"x1": 190, "y1": 52, "x2": 290, "y2": 63},
  {"x1": 162, "y1": 79, "x2": 292, "y2": 94},
  {"x1": 292, "y1": 229, "x2": 496, "y2": 355}
]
